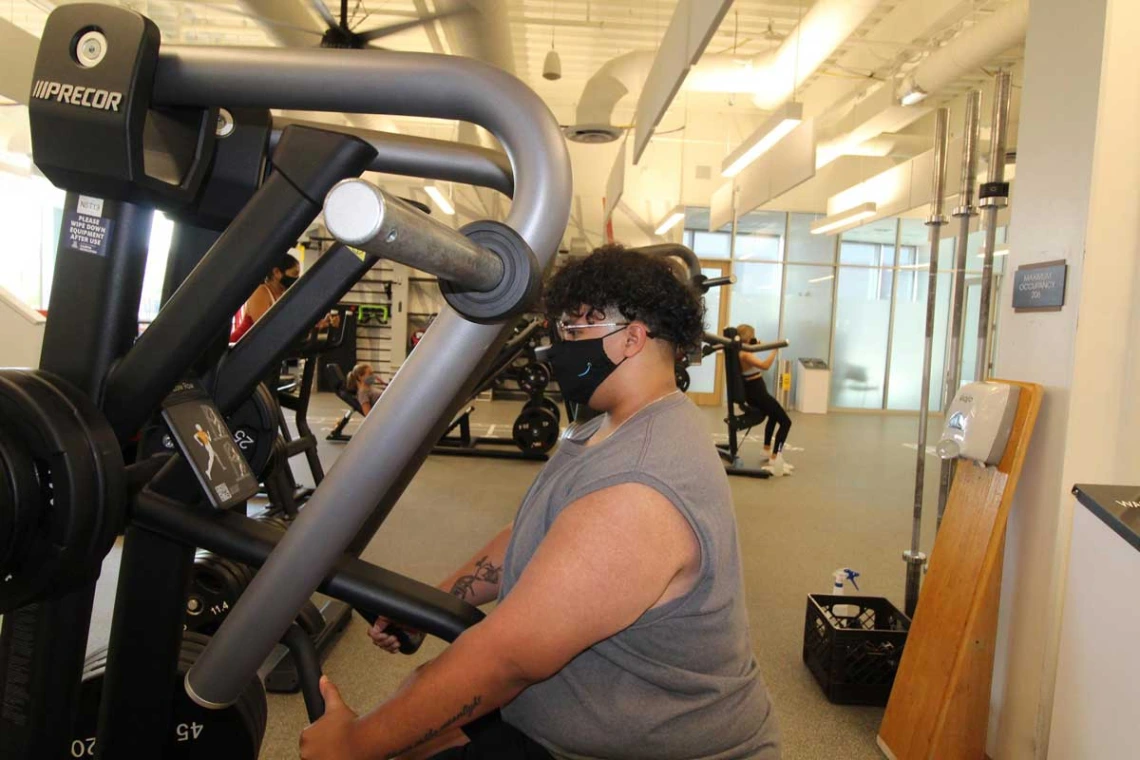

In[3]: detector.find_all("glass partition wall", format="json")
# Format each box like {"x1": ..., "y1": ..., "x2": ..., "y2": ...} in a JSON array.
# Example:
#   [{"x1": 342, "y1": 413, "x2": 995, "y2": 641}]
[{"x1": 684, "y1": 207, "x2": 1005, "y2": 412}]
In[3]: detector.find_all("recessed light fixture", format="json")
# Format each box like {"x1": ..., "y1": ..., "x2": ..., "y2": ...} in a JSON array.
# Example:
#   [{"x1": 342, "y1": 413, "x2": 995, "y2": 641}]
[
  {"x1": 654, "y1": 206, "x2": 686, "y2": 236},
  {"x1": 809, "y1": 202, "x2": 878, "y2": 235},
  {"x1": 721, "y1": 102, "x2": 804, "y2": 178}
]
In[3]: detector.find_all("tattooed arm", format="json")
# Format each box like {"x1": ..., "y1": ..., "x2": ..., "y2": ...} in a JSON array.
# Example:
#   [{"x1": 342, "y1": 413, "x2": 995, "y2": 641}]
[
  {"x1": 437, "y1": 524, "x2": 512, "y2": 606},
  {"x1": 368, "y1": 525, "x2": 512, "y2": 652},
  {"x1": 321, "y1": 483, "x2": 698, "y2": 759}
]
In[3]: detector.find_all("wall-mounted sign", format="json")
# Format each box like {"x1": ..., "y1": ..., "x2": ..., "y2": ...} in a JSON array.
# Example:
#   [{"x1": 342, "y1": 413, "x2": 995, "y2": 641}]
[{"x1": 1012, "y1": 260, "x2": 1067, "y2": 312}]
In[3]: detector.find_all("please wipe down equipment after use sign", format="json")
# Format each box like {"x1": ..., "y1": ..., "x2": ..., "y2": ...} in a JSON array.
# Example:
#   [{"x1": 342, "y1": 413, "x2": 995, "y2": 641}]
[
  {"x1": 65, "y1": 195, "x2": 114, "y2": 257},
  {"x1": 1012, "y1": 260, "x2": 1067, "y2": 312}
]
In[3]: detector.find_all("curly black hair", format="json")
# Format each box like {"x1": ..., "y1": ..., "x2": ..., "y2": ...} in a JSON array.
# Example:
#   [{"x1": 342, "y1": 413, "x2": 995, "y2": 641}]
[{"x1": 543, "y1": 244, "x2": 706, "y2": 352}]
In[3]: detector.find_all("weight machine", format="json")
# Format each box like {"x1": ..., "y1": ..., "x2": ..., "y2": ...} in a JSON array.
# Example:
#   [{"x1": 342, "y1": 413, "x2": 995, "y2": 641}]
[
  {"x1": 701, "y1": 330, "x2": 790, "y2": 479},
  {"x1": 0, "y1": 6, "x2": 570, "y2": 759}
]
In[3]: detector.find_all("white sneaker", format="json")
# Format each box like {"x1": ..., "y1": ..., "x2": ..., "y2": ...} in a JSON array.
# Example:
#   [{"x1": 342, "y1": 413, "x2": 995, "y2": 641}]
[
  {"x1": 765, "y1": 453, "x2": 794, "y2": 476},
  {"x1": 762, "y1": 458, "x2": 785, "y2": 477}
]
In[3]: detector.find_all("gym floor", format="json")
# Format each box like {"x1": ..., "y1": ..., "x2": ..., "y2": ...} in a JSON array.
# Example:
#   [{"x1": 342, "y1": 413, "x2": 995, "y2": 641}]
[{"x1": 89, "y1": 393, "x2": 944, "y2": 759}]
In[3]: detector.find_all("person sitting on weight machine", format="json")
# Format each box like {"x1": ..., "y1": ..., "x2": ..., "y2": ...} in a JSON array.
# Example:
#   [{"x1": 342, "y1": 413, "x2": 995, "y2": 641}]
[
  {"x1": 301, "y1": 245, "x2": 780, "y2": 760},
  {"x1": 345, "y1": 362, "x2": 388, "y2": 416},
  {"x1": 736, "y1": 324, "x2": 794, "y2": 477}
]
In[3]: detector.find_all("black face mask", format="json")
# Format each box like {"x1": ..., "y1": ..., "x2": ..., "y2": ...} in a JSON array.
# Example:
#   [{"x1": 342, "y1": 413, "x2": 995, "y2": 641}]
[
  {"x1": 280, "y1": 273, "x2": 299, "y2": 289},
  {"x1": 544, "y1": 328, "x2": 627, "y2": 408}
]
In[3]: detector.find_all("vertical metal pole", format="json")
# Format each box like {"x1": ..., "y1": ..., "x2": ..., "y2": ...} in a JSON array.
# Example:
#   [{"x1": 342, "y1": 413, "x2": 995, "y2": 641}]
[
  {"x1": 904, "y1": 108, "x2": 949, "y2": 618},
  {"x1": 882, "y1": 220, "x2": 902, "y2": 409},
  {"x1": 975, "y1": 72, "x2": 1012, "y2": 380},
  {"x1": 937, "y1": 90, "x2": 983, "y2": 531}
]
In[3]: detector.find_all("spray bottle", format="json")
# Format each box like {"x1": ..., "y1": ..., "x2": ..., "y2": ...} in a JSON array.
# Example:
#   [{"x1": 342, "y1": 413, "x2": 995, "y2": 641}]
[{"x1": 832, "y1": 568, "x2": 861, "y2": 619}]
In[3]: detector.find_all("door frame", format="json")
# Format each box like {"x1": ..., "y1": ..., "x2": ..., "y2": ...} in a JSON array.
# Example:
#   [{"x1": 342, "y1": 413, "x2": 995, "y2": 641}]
[{"x1": 688, "y1": 260, "x2": 731, "y2": 406}]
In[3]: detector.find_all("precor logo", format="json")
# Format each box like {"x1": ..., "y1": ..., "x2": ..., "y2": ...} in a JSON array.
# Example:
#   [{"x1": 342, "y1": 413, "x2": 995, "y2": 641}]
[{"x1": 31, "y1": 80, "x2": 122, "y2": 112}]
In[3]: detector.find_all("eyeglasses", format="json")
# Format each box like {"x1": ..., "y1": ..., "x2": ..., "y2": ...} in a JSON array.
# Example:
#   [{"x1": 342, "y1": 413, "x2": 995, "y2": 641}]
[{"x1": 555, "y1": 321, "x2": 629, "y2": 340}]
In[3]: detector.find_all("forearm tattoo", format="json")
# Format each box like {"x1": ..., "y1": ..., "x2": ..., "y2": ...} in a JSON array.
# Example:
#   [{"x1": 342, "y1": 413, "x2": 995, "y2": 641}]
[
  {"x1": 448, "y1": 556, "x2": 502, "y2": 601},
  {"x1": 391, "y1": 695, "x2": 483, "y2": 757}
]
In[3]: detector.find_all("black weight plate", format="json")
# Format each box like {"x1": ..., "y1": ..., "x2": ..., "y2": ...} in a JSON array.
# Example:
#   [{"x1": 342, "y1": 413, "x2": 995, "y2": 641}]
[
  {"x1": 186, "y1": 554, "x2": 246, "y2": 635},
  {"x1": 29, "y1": 372, "x2": 126, "y2": 595},
  {"x1": 517, "y1": 363, "x2": 551, "y2": 394},
  {"x1": 226, "y1": 384, "x2": 278, "y2": 478},
  {"x1": 512, "y1": 406, "x2": 560, "y2": 453},
  {"x1": 0, "y1": 425, "x2": 38, "y2": 577},
  {"x1": 71, "y1": 633, "x2": 266, "y2": 760},
  {"x1": 523, "y1": 397, "x2": 561, "y2": 426},
  {"x1": 0, "y1": 372, "x2": 95, "y2": 611}
]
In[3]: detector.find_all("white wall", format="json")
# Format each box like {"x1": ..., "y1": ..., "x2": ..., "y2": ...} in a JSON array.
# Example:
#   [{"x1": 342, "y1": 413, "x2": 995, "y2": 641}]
[
  {"x1": 988, "y1": 0, "x2": 1140, "y2": 756},
  {"x1": 1047, "y1": 505, "x2": 1140, "y2": 759}
]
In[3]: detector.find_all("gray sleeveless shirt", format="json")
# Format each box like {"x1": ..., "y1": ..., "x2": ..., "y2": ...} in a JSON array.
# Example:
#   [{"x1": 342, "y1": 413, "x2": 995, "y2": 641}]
[{"x1": 499, "y1": 393, "x2": 780, "y2": 759}]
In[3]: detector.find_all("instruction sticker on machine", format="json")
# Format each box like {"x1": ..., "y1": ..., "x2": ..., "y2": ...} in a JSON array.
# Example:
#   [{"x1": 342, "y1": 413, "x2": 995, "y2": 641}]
[
  {"x1": 64, "y1": 211, "x2": 114, "y2": 256},
  {"x1": 161, "y1": 381, "x2": 260, "y2": 510}
]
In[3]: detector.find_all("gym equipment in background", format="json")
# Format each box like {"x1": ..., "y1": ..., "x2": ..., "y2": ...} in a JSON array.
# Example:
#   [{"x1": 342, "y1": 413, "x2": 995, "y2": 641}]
[
  {"x1": 0, "y1": 6, "x2": 570, "y2": 758},
  {"x1": 433, "y1": 318, "x2": 562, "y2": 459},
  {"x1": 878, "y1": 380, "x2": 1042, "y2": 760},
  {"x1": 702, "y1": 329, "x2": 790, "y2": 479}
]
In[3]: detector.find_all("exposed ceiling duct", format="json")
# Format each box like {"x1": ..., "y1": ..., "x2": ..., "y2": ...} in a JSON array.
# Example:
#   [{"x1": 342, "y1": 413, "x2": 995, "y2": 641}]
[
  {"x1": 567, "y1": 0, "x2": 884, "y2": 145},
  {"x1": 566, "y1": 51, "x2": 653, "y2": 144},
  {"x1": 897, "y1": 0, "x2": 1028, "y2": 106},
  {"x1": 749, "y1": 0, "x2": 883, "y2": 110}
]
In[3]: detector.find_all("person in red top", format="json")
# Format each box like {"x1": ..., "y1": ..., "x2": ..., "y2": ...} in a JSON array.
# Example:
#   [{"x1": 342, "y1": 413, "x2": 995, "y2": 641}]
[{"x1": 231, "y1": 253, "x2": 301, "y2": 343}]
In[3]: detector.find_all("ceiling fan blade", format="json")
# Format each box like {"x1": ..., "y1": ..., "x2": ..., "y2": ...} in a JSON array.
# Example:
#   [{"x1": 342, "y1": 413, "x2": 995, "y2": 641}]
[
  {"x1": 307, "y1": 0, "x2": 341, "y2": 32},
  {"x1": 356, "y1": 4, "x2": 475, "y2": 43}
]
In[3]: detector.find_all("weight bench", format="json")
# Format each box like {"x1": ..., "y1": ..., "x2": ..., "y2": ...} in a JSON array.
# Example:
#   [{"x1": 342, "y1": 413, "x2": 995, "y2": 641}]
[{"x1": 324, "y1": 363, "x2": 365, "y2": 442}]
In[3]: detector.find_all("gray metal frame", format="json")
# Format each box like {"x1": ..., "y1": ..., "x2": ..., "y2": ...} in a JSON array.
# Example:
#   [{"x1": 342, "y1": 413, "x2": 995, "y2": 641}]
[
  {"x1": 148, "y1": 46, "x2": 573, "y2": 709},
  {"x1": 271, "y1": 118, "x2": 514, "y2": 196}
]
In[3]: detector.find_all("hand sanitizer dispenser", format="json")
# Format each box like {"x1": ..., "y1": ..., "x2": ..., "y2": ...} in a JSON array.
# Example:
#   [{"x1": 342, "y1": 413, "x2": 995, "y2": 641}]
[{"x1": 938, "y1": 382, "x2": 1020, "y2": 465}]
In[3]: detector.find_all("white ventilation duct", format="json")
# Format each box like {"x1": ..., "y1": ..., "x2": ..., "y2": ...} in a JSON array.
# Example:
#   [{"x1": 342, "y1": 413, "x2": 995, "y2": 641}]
[
  {"x1": 897, "y1": 0, "x2": 1028, "y2": 105},
  {"x1": 567, "y1": 0, "x2": 883, "y2": 144},
  {"x1": 749, "y1": 0, "x2": 882, "y2": 110},
  {"x1": 567, "y1": 51, "x2": 654, "y2": 144}
]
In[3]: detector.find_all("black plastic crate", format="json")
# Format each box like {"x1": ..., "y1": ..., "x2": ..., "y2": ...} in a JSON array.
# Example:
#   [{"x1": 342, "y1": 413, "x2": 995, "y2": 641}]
[{"x1": 802, "y1": 594, "x2": 911, "y2": 706}]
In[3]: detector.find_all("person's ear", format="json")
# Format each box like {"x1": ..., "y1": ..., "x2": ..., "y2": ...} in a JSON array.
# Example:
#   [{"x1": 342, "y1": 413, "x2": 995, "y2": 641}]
[{"x1": 623, "y1": 322, "x2": 651, "y2": 356}]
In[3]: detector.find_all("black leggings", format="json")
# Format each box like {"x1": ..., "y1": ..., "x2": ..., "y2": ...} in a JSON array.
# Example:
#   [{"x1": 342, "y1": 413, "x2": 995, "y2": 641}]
[{"x1": 743, "y1": 377, "x2": 792, "y2": 455}]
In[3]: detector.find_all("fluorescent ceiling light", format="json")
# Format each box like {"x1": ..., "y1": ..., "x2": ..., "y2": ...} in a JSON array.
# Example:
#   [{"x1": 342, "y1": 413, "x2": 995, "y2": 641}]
[
  {"x1": 807, "y1": 274, "x2": 834, "y2": 284},
  {"x1": 976, "y1": 247, "x2": 1009, "y2": 258},
  {"x1": 424, "y1": 185, "x2": 454, "y2": 216},
  {"x1": 654, "y1": 207, "x2": 685, "y2": 236},
  {"x1": 721, "y1": 102, "x2": 804, "y2": 178},
  {"x1": 810, "y1": 202, "x2": 878, "y2": 236}
]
